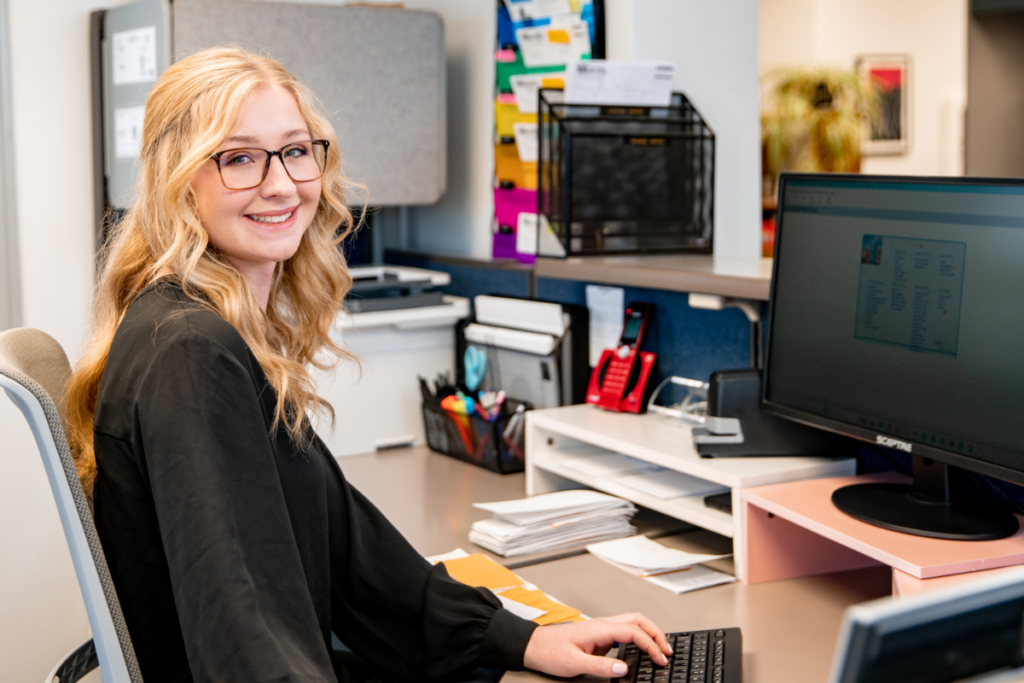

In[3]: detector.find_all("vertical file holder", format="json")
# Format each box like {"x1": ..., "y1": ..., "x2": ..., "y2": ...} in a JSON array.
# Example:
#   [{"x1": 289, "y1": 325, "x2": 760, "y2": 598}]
[{"x1": 537, "y1": 89, "x2": 715, "y2": 257}]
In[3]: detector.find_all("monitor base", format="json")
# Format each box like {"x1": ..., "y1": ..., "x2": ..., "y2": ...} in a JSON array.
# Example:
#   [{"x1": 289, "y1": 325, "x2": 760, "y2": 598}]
[{"x1": 832, "y1": 483, "x2": 1019, "y2": 541}]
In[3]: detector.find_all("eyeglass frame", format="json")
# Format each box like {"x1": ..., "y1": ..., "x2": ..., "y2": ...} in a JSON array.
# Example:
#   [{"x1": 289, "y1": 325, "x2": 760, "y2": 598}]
[{"x1": 208, "y1": 139, "x2": 331, "y2": 190}]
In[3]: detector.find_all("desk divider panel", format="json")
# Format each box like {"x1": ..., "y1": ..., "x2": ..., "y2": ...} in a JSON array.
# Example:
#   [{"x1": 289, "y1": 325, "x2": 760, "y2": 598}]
[{"x1": 173, "y1": 0, "x2": 446, "y2": 207}]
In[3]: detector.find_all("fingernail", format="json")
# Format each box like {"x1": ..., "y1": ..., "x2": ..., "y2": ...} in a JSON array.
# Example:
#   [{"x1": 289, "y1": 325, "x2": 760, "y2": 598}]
[{"x1": 612, "y1": 662, "x2": 628, "y2": 676}]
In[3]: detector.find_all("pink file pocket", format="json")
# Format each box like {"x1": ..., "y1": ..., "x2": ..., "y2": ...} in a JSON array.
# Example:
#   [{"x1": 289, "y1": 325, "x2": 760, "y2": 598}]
[{"x1": 494, "y1": 187, "x2": 536, "y2": 230}]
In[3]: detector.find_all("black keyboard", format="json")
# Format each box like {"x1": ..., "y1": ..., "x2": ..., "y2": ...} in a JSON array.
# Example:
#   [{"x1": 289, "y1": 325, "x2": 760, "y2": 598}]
[{"x1": 613, "y1": 628, "x2": 742, "y2": 683}]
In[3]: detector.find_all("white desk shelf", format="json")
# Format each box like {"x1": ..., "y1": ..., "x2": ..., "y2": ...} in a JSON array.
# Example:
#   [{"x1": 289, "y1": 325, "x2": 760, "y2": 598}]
[{"x1": 525, "y1": 404, "x2": 856, "y2": 579}]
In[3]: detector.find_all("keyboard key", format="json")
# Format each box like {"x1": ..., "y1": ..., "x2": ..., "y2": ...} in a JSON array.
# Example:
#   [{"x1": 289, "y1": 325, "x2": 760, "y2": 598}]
[{"x1": 617, "y1": 629, "x2": 737, "y2": 683}]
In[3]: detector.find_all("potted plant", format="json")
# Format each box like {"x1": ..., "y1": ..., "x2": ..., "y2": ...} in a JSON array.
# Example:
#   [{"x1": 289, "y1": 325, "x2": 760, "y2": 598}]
[{"x1": 761, "y1": 67, "x2": 880, "y2": 199}]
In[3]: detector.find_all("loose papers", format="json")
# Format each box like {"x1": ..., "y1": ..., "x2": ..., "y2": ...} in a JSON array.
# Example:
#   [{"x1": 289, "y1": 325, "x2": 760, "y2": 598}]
[
  {"x1": 471, "y1": 490, "x2": 637, "y2": 557},
  {"x1": 563, "y1": 60, "x2": 675, "y2": 107},
  {"x1": 587, "y1": 535, "x2": 735, "y2": 595}
]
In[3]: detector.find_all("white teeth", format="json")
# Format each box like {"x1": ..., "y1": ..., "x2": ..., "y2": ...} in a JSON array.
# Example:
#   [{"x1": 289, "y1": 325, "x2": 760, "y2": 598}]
[{"x1": 248, "y1": 211, "x2": 293, "y2": 224}]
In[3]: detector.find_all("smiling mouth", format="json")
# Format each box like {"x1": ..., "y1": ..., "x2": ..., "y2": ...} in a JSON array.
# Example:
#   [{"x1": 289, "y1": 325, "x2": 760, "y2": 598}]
[{"x1": 247, "y1": 210, "x2": 294, "y2": 224}]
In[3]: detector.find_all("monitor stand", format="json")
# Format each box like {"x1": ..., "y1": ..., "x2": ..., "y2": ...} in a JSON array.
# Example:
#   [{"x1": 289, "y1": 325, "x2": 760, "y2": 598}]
[{"x1": 832, "y1": 455, "x2": 1020, "y2": 541}]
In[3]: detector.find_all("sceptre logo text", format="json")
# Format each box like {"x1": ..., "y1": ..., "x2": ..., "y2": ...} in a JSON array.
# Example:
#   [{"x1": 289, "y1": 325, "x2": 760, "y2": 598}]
[{"x1": 877, "y1": 435, "x2": 912, "y2": 453}]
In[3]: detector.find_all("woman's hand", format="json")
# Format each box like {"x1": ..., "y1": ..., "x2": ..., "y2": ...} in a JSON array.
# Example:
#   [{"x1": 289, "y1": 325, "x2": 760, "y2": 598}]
[{"x1": 523, "y1": 612, "x2": 671, "y2": 678}]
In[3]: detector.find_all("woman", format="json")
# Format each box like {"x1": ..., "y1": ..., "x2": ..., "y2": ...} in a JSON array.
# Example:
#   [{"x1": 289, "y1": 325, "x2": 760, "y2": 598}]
[{"x1": 65, "y1": 47, "x2": 670, "y2": 683}]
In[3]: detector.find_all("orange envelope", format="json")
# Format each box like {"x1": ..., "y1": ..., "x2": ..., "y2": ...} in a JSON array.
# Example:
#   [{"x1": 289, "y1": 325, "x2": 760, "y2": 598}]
[{"x1": 441, "y1": 554, "x2": 523, "y2": 591}]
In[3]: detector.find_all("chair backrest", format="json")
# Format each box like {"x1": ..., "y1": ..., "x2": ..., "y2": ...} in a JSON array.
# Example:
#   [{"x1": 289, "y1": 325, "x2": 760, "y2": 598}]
[{"x1": 0, "y1": 328, "x2": 142, "y2": 683}]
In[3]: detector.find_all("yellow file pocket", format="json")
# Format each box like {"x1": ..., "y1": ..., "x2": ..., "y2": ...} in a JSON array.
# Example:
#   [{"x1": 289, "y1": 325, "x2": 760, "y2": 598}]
[
  {"x1": 495, "y1": 99, "x2": 537, "y2": 138},
  {"x1": 495, "y1": 140, "x2": 538, "y2": 190}
]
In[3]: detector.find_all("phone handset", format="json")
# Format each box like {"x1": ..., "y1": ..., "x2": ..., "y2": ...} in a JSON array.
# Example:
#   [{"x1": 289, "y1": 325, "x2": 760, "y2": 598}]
[{"x1": 586, "y1": 302, "x2": 657, "y2": 413}]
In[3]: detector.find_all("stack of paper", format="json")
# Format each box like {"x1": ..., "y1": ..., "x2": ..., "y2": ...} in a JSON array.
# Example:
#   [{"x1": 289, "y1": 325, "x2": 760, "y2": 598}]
[
  {"x1": 429, "y1": 549, "x2": 584, "y2": 625},
  {"x1": 469, "y1": 490, "x2": 637, "y2": 557},
  {"x1": 586, "y1": 535, "x2": 736, "y2": 595}
]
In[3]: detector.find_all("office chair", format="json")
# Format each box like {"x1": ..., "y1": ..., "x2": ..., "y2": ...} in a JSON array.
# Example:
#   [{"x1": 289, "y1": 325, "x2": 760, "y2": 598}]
[{"x1": 0, "y1": 328, "x2": 142, "y2": 683}]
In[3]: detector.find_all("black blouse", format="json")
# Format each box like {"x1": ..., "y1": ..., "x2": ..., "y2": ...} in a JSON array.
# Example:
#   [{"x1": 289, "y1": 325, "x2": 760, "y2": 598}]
[{"x1": 92, "y1": 280, "x2": 537, "y2": 683}]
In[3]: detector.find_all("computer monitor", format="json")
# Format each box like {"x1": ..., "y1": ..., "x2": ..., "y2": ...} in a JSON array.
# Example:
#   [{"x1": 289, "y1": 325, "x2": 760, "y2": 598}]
[
  {"x1": 829, "y1": 568, "x2": 1024, "y2": 683},
  {"x1": 763, "y1": 174, "x2": 1024, "y2": 540}
]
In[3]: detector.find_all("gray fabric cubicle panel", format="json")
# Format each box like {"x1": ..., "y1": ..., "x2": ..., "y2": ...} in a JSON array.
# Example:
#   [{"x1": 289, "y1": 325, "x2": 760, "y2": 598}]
[
  {"x1": 102, "y1": 0, "x2": 172, "y2": 209},
  {"x1": 173, "y1": 0, "x2": 446, "y2": 207}
]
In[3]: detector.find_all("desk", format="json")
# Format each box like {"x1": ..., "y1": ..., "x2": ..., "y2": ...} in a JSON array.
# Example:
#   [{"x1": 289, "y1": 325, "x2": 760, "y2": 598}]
[
  {"x1": 338, "y1": 445, "x2": 526, "y2": 560},
  {"x1": 339, "y1": 446, "x2": 894, "y2": 683},
  {"x1": 505, "y1": 558, "x2": 891, "y2": 683}
]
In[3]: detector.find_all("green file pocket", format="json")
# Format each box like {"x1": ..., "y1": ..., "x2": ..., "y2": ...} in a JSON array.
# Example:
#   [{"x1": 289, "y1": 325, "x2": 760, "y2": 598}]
[
  {"x1": 496, "y1": 51, "x2": 564, "y2": 92},
  {"x1": 421, "y1": 399, "x2": 530, "y2": 474}
]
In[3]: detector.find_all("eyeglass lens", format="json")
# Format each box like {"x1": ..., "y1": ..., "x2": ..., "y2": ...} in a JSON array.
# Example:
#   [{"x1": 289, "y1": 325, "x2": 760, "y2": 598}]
[{"x1": 217, "y1": 141, "x2": 326, "y2": 190}]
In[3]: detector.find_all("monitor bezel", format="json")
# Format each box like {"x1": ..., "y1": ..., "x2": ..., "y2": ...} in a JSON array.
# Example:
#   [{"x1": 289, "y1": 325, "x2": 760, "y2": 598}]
[
  {"x1": 761, "y1": 172, "x2": 1024, "y2": 488},
  {"x1": 828, "y1": 566, "x2": 1024, "y2": 683}
]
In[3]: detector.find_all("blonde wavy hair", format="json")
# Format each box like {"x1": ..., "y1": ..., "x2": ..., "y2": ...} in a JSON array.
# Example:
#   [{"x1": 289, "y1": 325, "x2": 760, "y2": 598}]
[{"x1": 65, "y1": 46, "x2": 356, "y2": 496}]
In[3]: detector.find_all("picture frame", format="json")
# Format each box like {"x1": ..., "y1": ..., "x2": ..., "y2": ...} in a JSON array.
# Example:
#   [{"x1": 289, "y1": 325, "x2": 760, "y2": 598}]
[{"x1": 856, "y1": 54, "x2": 910, "y2": 156}]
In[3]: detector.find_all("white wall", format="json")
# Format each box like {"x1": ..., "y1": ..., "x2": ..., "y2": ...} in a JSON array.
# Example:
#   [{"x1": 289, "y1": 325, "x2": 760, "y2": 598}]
[
  {"x1": 606, "y1": 0, "x2": 763, "y2": 260},
  {"x1": 759, "y1": 0, "x2": 968, "y2": 176},
  {"x1": 400, "y1": 0, "x2": 496, "y2": 259},
  {"x1": 1, "y1": 0, "x2": 115, "y2": 679}
]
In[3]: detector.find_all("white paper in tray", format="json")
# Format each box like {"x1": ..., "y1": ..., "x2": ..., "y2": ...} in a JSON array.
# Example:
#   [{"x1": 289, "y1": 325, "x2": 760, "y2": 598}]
[
  {"x1": 559, "y1": 452, "x2": 655, "y2": 477},
  {"x1": 615, "y1": 469, "x2": 728, "y2": 500}
]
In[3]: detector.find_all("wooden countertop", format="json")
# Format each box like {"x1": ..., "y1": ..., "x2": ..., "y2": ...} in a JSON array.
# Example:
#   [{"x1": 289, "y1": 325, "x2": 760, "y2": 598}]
[{"x1": 534, "y1": 254, "x2": 774, "y2": 300}]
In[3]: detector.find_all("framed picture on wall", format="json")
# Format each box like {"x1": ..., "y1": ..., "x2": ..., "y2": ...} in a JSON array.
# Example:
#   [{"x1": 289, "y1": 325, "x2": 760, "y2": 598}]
[{"x1": 856, "y1": 54, "x2": 910, "y2": 155}]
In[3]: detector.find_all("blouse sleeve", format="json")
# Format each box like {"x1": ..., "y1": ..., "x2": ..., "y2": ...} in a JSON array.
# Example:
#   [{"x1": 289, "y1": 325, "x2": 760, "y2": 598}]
[
  {"x1": 321, "y1": 442, "x2": 538, "y2": 682},
  {"x1": 135, "y1": 331, "x2": 337, "y2": 683}
]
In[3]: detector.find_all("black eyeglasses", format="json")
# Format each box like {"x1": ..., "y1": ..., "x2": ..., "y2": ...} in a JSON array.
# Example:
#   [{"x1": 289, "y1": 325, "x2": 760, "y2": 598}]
[{"x1": 209, "y1": 139, "x2": 330, "y2": 190}]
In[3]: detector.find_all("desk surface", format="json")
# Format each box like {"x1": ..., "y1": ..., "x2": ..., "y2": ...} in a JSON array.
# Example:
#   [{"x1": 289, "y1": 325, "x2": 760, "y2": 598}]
[
  {"x1": 339, "y1": 446, "x2": 893, "y2": 682},
  {"x1": 506, "y1": 558, "x2": 891, "y2": 683}
]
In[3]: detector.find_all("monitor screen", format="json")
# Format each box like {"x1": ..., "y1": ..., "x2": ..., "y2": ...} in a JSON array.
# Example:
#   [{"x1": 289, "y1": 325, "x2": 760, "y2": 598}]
[
  {"x1": 764, "y1": 175, "x2": 1024, "y2": 484},
  {"x1": 829, "y1": 568, "x2": 1024, "y2": 683}
]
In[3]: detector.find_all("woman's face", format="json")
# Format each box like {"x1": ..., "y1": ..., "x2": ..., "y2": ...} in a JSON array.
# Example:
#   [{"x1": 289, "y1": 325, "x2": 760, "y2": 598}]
[{"x1": 192, "y1": 85, "x2": 321, "y2": 280}]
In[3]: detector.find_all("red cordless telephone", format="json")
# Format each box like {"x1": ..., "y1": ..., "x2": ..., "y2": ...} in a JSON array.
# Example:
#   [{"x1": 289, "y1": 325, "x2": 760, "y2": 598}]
[{"x1": 586, "y1": 302, "x2": 657, "y2": 413}]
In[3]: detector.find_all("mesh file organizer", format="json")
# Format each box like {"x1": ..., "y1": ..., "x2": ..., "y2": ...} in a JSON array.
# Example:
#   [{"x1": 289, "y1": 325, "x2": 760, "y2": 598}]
[
  {"x1": 538, "y1": 89, "x2": 715, "y2": 257},
  {"x1": 421, "y1": 399, "x2": 530, "y2": 475}
]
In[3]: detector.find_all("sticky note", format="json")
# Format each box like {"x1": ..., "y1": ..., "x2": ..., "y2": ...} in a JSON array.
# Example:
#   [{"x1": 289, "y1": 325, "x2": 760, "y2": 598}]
[
  {"x1": 541, "y1": 76, "x2": 565, "y2": 89},
  {"x1": 441, "y1": 554, "x2": 523, "y2": 591},
  {"x1": 546, "y1": 28, "x2": 571, "y2": 44},
  {"x1": 496, "y1": 48, "x2": 518, "y2": 63}
]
